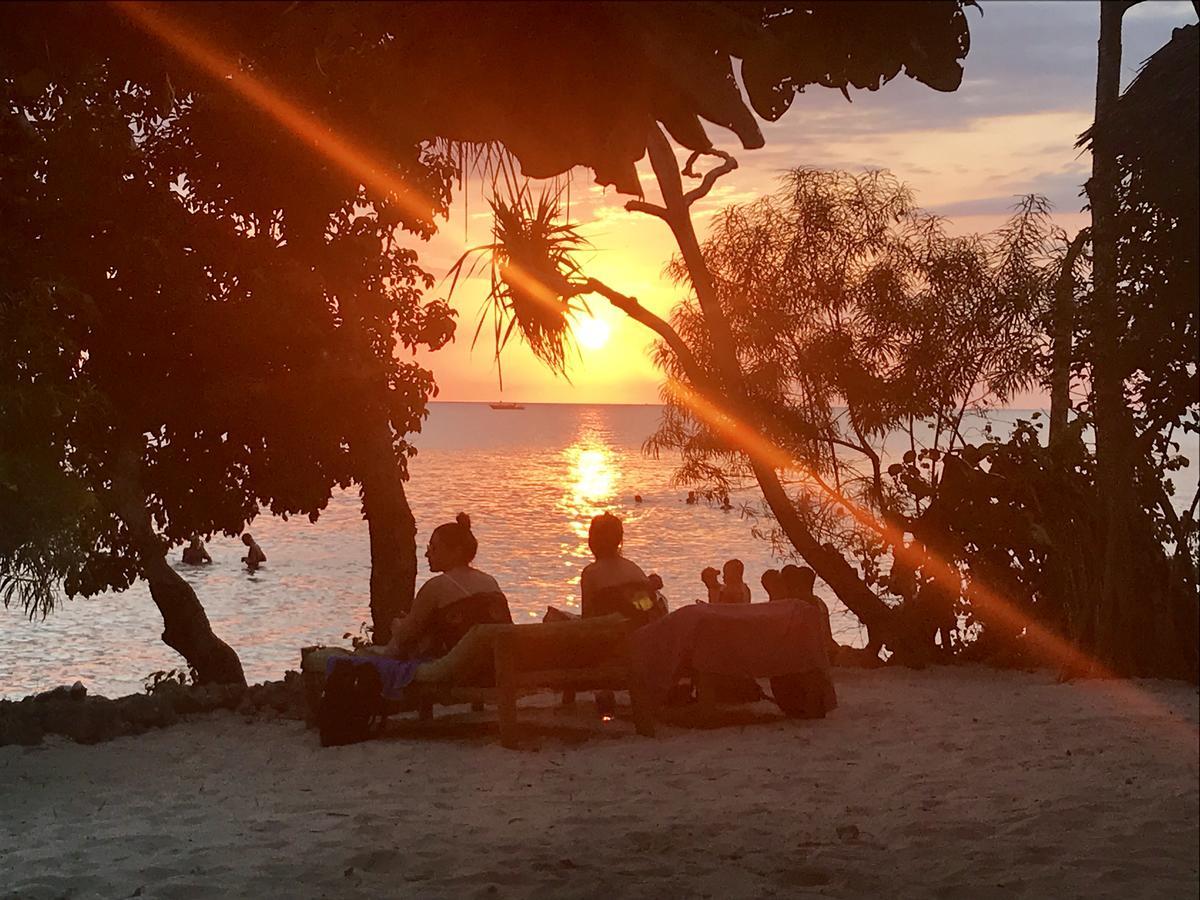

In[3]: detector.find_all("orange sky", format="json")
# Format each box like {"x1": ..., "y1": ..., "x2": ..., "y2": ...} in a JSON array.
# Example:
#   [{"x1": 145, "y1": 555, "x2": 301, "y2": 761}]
[{"x1": 412, "y1": 1, "x2": 1195, "y2": 405}]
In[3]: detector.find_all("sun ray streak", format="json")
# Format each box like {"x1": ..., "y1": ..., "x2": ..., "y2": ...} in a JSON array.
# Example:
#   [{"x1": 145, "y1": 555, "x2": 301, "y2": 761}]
[
  {"x1": 113, "y1": 1, "x2": 435, "y2": 227},
  {"x1": 665, "y1": 380, "x2": 1195, "y2": 749},
  {"x1": 112, "y1": 0, "x2": 1192, "y2": 753}
]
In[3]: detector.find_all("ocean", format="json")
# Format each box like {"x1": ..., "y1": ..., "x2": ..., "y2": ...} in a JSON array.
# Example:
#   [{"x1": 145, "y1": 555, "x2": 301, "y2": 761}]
[{"x1": 2, "y1": 403, "x2": 1194, "y2": 699}]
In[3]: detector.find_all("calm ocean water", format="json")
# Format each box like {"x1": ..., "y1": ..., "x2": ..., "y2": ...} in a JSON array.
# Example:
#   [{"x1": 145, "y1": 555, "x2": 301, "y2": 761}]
[{"x1": 2, "y1": 403, "x2": 1195, "y2": 699}]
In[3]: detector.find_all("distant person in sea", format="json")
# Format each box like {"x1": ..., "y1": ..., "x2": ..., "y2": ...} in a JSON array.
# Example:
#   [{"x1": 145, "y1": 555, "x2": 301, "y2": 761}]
[
  {"x1": 384, "y1": 513, "x2": 512, "y2": 659},
  {"x1": 761, "y1": 568, "x2": 784, "y2": 602},
  {"x1": 241, "y1": 533, "x2": 266, "y2": 571},
  {"x1": 182, "y1": 536, "x2": 211, "y2": 566},
  {"x1": 781, "y1": 564, "x2": 838, "y2": 659},
  {"x1": 580, "y1": 512, "x2": 666, "y2": 626},
  {"x1": 686, "y1": 490, "x2": 697, "y2": 505},
  {"x1": 634, "y1": 494, "x2": 643, "y2": 503}
]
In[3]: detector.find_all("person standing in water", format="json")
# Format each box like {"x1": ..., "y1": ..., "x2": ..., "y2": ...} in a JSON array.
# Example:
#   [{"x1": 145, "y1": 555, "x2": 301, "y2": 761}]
[
  {"x1": 181, "y1": 536, "x2": 211, "y2": 565},
  {"x1": 241, "y1": 533, "x2": 266, "y2": 571}
]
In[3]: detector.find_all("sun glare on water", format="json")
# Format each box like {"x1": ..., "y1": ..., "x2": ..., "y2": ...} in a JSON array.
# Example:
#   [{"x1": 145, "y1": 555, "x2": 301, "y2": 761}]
[{"x1": 574, "y1": 316, "x2": 611, "y2": 351}]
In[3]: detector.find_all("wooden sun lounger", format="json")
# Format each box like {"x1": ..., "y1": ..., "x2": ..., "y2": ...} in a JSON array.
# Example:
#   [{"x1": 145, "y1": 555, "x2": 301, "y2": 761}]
[{"x1": 302, "y1": 615, "x2": 656, "y2": 749}]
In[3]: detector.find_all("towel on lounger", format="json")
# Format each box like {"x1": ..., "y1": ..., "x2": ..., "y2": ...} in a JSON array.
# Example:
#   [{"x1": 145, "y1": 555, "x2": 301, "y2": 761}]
[
  {"x1": 630, "y1": 601, "x2": 833, "y2": 708},
  {"x1": 324, "y1": 655, "x2": 428, "y2": 700}
]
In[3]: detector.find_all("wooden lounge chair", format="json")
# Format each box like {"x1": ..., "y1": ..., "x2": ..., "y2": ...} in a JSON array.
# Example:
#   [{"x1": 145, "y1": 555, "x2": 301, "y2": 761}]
[{"x1": 302, "y1": 614, "x2": 656, "y2": 749}]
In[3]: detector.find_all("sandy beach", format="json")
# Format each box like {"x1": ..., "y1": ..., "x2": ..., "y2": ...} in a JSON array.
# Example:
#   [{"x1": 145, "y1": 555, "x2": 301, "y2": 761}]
[{"x1": 2, "y1": 666, "x2": 1196, "y2": 899}]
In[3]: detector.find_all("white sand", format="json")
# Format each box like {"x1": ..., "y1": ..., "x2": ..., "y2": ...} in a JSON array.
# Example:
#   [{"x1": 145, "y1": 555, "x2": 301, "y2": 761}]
[{"x1": 2, "y1": 666, "x2": 1196, "y2": 900}]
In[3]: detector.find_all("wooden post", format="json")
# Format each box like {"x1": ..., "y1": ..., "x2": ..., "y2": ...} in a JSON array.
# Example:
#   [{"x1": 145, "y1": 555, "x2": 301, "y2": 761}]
[
  {"x1": 627, "y1": 675, "x2": 657, "y2": 738},
  {"x1": 494, "y1": 632, "x2": 520, "y2": 749},
  {"x1": 695, "y1": 672, "x2": 719, "y2": 714},
  {"x1": 619, "y1": 638, "x2": 655, "y2": 736}
]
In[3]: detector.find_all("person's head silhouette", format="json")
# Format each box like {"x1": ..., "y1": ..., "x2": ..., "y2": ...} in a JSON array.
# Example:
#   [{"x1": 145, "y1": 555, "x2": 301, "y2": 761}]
[
  {"x1": 427, "y1": 512, "x2": 478, "y2": 572},
  {"x1": 588, "y1": 513, "x2": 623, "y2": 560},
  {"x1": 781, "y1": 564, "x2": 816, "y2": 600},
  {"x1": 761, "y1": 568, "x2": 784, "y2": 601},
  {"x1": 723, "y1": 558, "x2": 745, "y2": 584}
]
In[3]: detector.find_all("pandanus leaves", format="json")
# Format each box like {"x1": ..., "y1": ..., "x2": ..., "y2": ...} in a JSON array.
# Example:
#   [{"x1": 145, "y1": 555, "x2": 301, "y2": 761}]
[{"x1": 448, "y1": 184, "x2": 591, "y2": 384}]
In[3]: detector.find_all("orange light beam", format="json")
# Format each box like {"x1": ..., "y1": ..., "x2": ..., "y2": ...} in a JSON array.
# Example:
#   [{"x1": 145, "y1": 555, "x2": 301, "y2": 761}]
[
  {"x1": 666, "y1": 378, "x2": 1192, "y2": 726},
  {"x1": 113, "y1": 3, "x2": 1193, "y2": 748},
  {"x1": 112, "y1": 1, "x2": 434, "y2": 229},
  {"x1": 115, "y1": 1, "x2": 575, "y2": 364}
]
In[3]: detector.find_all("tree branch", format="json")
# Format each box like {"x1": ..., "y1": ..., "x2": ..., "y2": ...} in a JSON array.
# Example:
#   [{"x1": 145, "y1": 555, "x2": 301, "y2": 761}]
[
  {"x1": 681, "y1": 149, "x2": 738, "y2": 208},
  {"x1": 624, "y1": 199, "x2": 668, "y2": 220},
  {"x1": 573, "y1": 277, "x2": 707, "y2": 388}
]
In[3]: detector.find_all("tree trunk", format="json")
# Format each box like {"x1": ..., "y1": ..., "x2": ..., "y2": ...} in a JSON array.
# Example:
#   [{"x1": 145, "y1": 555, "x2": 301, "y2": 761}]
[
  {"x1": 355, "y1": 418, "x2": 419, "y2": 645},
  {"x1": 109, "y1": 446, "x2": 246, "y2": 686},
  {"x1": 1087, "y1": 2, "x2": 1145, "y2": 674},
  {"x1": 1049, "y1": 230, "x2": 1088, "y2": 445},
  {"x1": 641, "y1": 125, "x2": 920, "y2": 660}
]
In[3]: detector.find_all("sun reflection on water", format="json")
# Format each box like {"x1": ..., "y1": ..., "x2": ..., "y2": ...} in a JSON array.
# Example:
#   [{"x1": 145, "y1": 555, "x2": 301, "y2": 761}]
[
  {"x1": 571, "y1": 447, "x2": 617, "y2": 506},
  {"x1": 559, "y1": 425, "x2": 622, "y2": 578}
]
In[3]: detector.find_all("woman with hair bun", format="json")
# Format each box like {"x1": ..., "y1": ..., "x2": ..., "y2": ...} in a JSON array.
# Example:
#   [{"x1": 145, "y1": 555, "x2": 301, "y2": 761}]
[{"x1": 383, "y1": 512, "x2": 512, "y2": 658}]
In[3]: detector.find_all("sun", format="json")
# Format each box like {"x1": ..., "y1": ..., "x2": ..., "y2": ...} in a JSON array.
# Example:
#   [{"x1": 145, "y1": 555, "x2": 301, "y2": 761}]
[{"x1": 574, "y1": 316, "x2": 611, "y2": 351}]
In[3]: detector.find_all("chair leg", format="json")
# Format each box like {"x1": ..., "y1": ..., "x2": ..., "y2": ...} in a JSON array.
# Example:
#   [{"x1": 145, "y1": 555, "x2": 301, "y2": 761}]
[
  {"x1": 628, "y1": 678, "x2": 657, "y2": 738},
  {"x1": 561, "y1": 689, "x2": 576, "y2": 706},
  {"x1": 695, "y1": 672, "x2": 719, "y2": 713},
  {"x1": 494, "y1": 634, "x2": 520, "y2": 749}
]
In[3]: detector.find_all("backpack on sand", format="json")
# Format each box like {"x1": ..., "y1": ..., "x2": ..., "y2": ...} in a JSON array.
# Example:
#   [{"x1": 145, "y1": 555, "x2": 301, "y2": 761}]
[{"x1": 319, "y1": 659, "x2": 386, "y2": 747}]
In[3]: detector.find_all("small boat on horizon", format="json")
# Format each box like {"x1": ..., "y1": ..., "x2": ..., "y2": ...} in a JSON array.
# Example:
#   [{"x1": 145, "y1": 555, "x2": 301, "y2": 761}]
[{"x1": 489, "y1": 400, "x2": 526, "y2": 410}]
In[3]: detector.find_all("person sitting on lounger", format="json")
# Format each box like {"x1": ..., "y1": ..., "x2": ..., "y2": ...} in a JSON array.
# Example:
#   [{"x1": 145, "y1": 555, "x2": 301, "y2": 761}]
[
  {"x1": 384, "y1": 512, "x2": 512, "y2": 658},
  {"x1": 580, "y1": 513, "x2": 666, "y2": 626},
  {"x1": 781, "y1": 564, "x2": 838, "y2": 659},
  {"x1": 719, "y1": 558, "x2": 751, "y2": 603},
  {"x1": 761, "y1": 568, "x2": 784, "y2": 601}
]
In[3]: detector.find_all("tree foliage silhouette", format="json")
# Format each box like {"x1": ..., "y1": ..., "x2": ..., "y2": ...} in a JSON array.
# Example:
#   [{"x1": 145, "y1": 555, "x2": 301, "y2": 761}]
[{"x1": 0, "y1": 17, "x2": 459, "y2": 674}]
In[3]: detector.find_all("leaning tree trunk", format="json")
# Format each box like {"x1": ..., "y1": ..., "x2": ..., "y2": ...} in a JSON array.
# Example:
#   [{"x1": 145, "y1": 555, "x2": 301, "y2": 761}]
[
  {"x1": 109, "y1": 445, "x2": 246, "y2": 686},
  {"x1": 1087, "y1": 1, "x2": 1147, "y2": 675},
  {"x1": 638, "y1": 125, "x2": 922, "y2": 661},
  {"x1": 354, "y1": 417, "x2": 419, "y2": 645}
]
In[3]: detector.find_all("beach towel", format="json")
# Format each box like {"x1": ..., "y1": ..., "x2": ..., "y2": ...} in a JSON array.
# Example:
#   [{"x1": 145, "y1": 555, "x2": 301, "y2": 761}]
[
  {"x1": 630, "y1": 601, "x2": 835, "y2": 709},
  {"x1": 324, "y1": 654, "x2": 426, "y2": 700}
]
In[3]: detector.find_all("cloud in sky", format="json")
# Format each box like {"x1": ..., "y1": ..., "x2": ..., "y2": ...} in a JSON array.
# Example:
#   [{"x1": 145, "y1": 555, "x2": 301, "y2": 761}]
[{"x1": 416, "y1": 1, "x2": 1197, "y2": 404}]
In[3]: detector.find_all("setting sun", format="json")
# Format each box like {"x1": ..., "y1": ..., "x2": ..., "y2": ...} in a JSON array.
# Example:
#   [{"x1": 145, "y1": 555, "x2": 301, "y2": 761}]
[{"x1": 573, "y1": 316, "x2": 611, "y2": 351}]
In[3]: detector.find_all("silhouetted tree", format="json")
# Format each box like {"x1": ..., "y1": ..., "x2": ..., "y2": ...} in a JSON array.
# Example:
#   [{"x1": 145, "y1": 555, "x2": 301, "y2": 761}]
[
  {"x1": 1, "y1": 5, "x2": 460, "y2": 655},
  {"x1": 639, "y1": 172, "x2": 1066, "y2": 655},
  {"x1": 1073, "y1": 12, "x2": 1198, "y2": 677},
  {"x1": 0, "y1": 67, "x2": 455, "y2": 678}
]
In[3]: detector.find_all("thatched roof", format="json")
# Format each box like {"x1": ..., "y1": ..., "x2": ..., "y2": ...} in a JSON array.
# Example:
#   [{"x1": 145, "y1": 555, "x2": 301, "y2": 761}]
[
  {"x1": 1, "y1": 2, "x2": 973, "y2": 196},
  {"x1": 1080, "y1": 23, "x2": 1198, "y2": 218}
]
